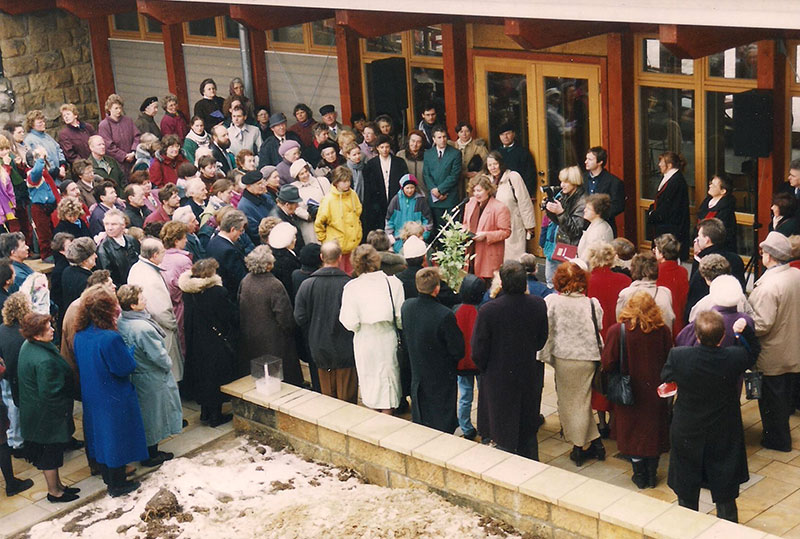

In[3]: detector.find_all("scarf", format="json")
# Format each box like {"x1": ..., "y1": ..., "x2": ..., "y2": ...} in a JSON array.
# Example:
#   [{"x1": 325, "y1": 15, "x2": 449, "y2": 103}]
[
  {"x1": 456, "y1": 138, "x2": 472, "y2": 150},
  {"x1": 185, "y1": 129, "x2": 210, "y2": 147}
]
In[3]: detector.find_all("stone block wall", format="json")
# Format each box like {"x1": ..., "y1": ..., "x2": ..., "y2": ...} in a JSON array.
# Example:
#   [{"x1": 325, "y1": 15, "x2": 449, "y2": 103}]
[{"x1": 0, "y1": 9, "x2": 98, "y2": 132}]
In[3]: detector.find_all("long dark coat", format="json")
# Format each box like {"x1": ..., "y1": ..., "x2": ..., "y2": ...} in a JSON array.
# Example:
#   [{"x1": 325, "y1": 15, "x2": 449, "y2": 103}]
[
  {"x1": 401, "y1": 294, "x2": 465, "y2": 433},
  {"x1": 179, "y1": 273, "x2": 237, "y2": 406},
  {"x1": 647, "y1": 170, "x2": 690, "y2": 260},
  {"x1": 361, "y1": 155, "x2": 408, "y2": 235},
  {"x1": 661, "y1": 331, "x2": 758, "y2": 502},
  {"x1": 60, "y1": 265, "x2": 92, "y2": 316},
  {"x1": 238, "y1": 272, "x2": 304, "y2": 386},
  {"x1": 601, "y1": 323, "x2": 672, "y2": 457},
  {"x1": 472, "y1": 293, "x2": 548, "y2": 454}
]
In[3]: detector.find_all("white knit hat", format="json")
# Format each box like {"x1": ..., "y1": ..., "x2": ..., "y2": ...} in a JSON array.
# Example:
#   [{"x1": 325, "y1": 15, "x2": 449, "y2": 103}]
[
  {"x1": 402, "y1": 236, "x2": 427, "y2": 259},
  {"x1": 268, "y1": 221, "x2": 297, "y2": 249},
  {"x1": 290, "y1": 159, "x2": 309, "y2": 179},
  {"x1": 709, "y1": 274, "x2": 743, "y2": 308}
]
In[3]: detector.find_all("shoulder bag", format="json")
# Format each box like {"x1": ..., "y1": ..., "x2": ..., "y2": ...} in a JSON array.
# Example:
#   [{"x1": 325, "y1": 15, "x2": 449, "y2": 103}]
[
  {"x1": 605, "y1": 323, "x2": 634, "y2": 406},
  {"x1": 589, "y1": 298, "x2": 605, "y2": 393},
  {"x1": 386, "y1": 277, "x2": 406, "y2": 356}
]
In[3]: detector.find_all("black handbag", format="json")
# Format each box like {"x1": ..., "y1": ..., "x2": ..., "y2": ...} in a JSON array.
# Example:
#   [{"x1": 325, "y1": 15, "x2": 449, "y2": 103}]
[
  {"x1": 386, "y1": 278, "x2": 406, "y2": 356},
  {"x1": 744, "y1": 370, "x2": 763, "y2": 400},
  {"x1": 606, "y1": 323, "x2": 634, "y2": 406},
  {"x1": 589, "y1": 299, "x2": 604, "y2": 393}
]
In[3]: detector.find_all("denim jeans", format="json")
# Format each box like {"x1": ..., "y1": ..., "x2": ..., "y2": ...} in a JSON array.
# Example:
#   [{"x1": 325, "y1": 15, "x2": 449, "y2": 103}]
[
  {"x1": 545, "y1": 258, "x2": 560, "y2": 288},
  {"x1": 457, "y1": 374, "x2": 478, "y2": 437},
  {"x1": 1, "y1": 379, "x2": 23, "y2": 448}
]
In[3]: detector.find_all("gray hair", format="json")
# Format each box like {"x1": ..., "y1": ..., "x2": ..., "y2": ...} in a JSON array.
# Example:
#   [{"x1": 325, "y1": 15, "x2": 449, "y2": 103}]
[
  {"x1": 140, "y1": 237, "x2": 164, "y2": 260},
  {"x1": 0, "y1": 232, "x2": 25, "y2": 257},
  {"x1": 103, "y1": 208, "x2": 125, "y2": 224},
  {"x1": 172, "y1": 205, "x2": 196, "y2": 225},
  {"x1": 185, "y1": 177, "x2": 206, "y2": 198},
  {"x1": 65, "y1": 237, "x2": 96, "y2": 264},
  {"x1": 220, "y1": 209, "x2": 247, "y2": 233},
  {"x1": 245, "y1": 245, "x2": 275, "y2": 274}
]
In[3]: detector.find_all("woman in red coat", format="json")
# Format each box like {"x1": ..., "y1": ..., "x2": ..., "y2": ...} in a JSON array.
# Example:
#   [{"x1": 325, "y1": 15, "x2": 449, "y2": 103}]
[
  {"x1": 149, "y1": 135, "x2": 188, "y2": 187},
  {"x1": 586, "y1": 242, "x2": 632, "y2": 436},
  {"x1": 601, "y1": 291, "x2": 672, "y2": 489},
  {"x1": 654, "y1": 233, "x2": 689, "y2": 334},
  {"x1": 463, "y1": 175, "x2": 511, "y2": 280}
]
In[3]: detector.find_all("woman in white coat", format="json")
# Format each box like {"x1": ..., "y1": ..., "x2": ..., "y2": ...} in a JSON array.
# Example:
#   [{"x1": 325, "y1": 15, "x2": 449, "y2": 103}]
[
  {"x1": 339, "y1": 244, "x2": 405, "y2": 413},
  {"x1": 484, "y1": 151, "x2": 536, "y2": 261},
  {"x1": 577, "y1": 193, "x2": 614, "y2": 262}
]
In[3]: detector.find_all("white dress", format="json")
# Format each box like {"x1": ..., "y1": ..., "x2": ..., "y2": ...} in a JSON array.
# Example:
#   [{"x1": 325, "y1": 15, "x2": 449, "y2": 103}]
[
  {"x1": 292, "y1": 176, "x2": 331, "y2": 246},
  {"x1": 339, "y1": 270, "x2": 405, "y2": 409},
  {"x1": 494, "y1": 170, "x2": 536, "y2": 261}
]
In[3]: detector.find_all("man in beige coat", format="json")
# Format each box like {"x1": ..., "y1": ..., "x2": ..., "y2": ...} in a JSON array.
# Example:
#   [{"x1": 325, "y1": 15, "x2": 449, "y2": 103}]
[{"x1": 750, "y1": 231, "x2": 800, "y2": 452}]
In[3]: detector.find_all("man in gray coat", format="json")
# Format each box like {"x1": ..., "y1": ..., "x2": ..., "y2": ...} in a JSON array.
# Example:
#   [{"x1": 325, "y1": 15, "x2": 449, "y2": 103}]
[{"x1": 293, "y1": 241, "x2": 357, "y2": 403}]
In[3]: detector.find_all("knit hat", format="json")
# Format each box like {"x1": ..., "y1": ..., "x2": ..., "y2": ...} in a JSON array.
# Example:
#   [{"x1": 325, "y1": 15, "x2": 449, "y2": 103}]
[
  {"x1": 318, "y1": 140, "x2": 339, "y2": 155},
  {"x1": 268, "y1": 112, "x2": 287, "y2": 128},
  {"x1": 290, "y1": 159, "x2": 309, "y2": 179},
  {"x1": 709, "y1": 275, "x2": 743, "y2": 308},
  {"x1": 298, "y1": 243, "x2": 322, "y2": 268},
  {"x1": 278, "y1": 140, "x2": 301, "y2": 157},
  {"x1": 260, "y1": 165, "x2": 277, "y2": 180},
  {"x1": 277, "y1": 184, "x2": 303, "y2": 204},
  {"x1": 760, "y1": 231, "x2": 793, "y2": 262},
  {"x1": 319, "y1": 104, "x2": 335, "y2": 116},
  {"x1": 459, "y1": 274, "x2": 487, "y2": 305},
  {"x1": 399, "y1": 174, "x2": 418, "y2": 187},
  {"x1": 140, "y1": 96, "x2": 158, "y2": 112},
  {"x1": 268, "y1": 222, "x2": 297, "y2": 249},
  {"x1": 242, "y1": 170, "x2": 263, "y2": 185},
  {"x1": 402, "y1": 236, "x2": 427, "y2": 259}
]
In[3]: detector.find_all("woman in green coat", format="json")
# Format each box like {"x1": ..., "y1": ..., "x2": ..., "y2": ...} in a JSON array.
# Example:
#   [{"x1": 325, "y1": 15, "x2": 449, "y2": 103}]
[
  {"x1": 17, "y1": 313, "x2": 79, "y2": 503},
  {"x1": 116, "y1": 285, "x2": 182, "y2": 467}
]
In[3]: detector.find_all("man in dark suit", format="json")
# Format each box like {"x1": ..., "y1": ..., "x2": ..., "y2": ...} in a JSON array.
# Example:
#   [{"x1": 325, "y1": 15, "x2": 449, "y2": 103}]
[
  {"x1": 584, "y1": 146, "x2": 625, "y2": 235},
  {"x1": 258, "y1": 112, "x2": 304, "y2": 167},
  {"x1": 779, "y1": 159, "x2": 800, "y2": 200},
  {"x1": 268, "y1": 184, "x2": 306, "y2": 253},
  {"x1": 205, "y1": 209, "x2": 247, "y2": 297},
  {"x1": 423, "y1": 126, "x2": 462, "y2": 231},
  {"x1": 209, "y1": 124, "x2": 234, "y2": 174},
  {"x1": 497, "y1": 124, "x2": 537, "y2": 195},
  {"x1": 362, "y1": 134, "x2": 409, "y2": 236},
  {"x1": 401, "y1": 267, "x2": 465, "y2": 433}
]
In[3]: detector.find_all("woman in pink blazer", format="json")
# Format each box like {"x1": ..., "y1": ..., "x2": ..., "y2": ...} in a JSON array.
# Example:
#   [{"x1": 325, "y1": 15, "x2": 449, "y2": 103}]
[{"x1": 463, "y1": 175, "x2": 511, "y2": 279}]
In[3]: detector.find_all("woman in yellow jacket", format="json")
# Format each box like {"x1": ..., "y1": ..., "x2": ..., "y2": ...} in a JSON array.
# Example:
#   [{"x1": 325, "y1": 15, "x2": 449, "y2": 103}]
[{"x1": 315, "y1": 165, "x2": 363, "y2": 274}]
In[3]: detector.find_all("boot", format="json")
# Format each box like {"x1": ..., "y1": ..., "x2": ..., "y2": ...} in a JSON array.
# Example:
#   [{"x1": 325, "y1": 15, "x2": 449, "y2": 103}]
[
  {"x1": 631, "y1": 460, "x2": 648, "y2": 489},
  {"x1": 141, "y1": 445, "x2": 174, "y2": 468},
  {"x1": 678, "y1": 494, "x2": 700, "y2": 511},
  {"x1": 569, "y1": 445, "x2": 587, "y2": 467},
  {"x1": 646, "y1": 457, "x2": 659, "y2": 488},
  {"x1": 207, "y1": 404, "x2": 232, "y2": 428},
  {"x1": 107, "y1": 466, "x2": 140, "y2": 498},
  {"x1": 589, "y1": 438, "x2": 606, "y2": 461},
  {"x1": 715, "y1": 500, "x2": 738, "y2": 523}
]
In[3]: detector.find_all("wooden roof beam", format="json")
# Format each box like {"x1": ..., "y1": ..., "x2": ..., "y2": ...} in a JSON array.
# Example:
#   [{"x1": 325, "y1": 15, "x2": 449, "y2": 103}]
[
  {"x1": 55, "y1": 0, "x2": 136, "y2": 18},
  {"x1": 336, "y1": 9, "x2": 446, "y2": 39},
  {"x1": 137, "y1": 0, "x2": 227, "y2": 25},
  {"x1": 505, "y1": 18, "x2": 625, "y2": 49},
  {"x1": 659, "y1": 24, "x2": 770, "y2": 59},
  {"x1": 0, "y1": 0, "x2": 55, "y2": 16},
  {"x1": 229, "y1": 5, "x2": 333, "y2": 32}
]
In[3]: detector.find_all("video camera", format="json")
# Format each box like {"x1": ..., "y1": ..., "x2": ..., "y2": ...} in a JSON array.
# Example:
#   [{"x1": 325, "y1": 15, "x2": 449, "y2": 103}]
[{"x1": 540, "y1": 185, "x2": 562, "y2": 210}]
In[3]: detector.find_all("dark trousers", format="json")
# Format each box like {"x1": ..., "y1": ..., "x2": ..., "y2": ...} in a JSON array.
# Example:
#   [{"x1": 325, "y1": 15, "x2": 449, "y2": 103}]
[
  {"x1": 318, "y1": 367, "x2": 358, "y2": 404},
  {"x1": 30, "y1": 202, "x2": 55, "y2": 259},
  {"x1": 758, "y1": 373, "x2": 795, "y2": 452}
]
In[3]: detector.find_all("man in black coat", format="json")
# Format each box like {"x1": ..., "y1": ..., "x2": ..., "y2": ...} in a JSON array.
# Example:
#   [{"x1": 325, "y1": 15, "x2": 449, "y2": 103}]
[
  {"x1": 647, "y1": 153, "x2": 690, "y2": 260},
  {"x1": 361, "y1": 135, "x2": 409, "y2": 235},
  {"x1": 661, "y1": 310, "x2": 759, "y2": 523},
  {"x1": 209, "y1": 124, "x2": 234, "y2": 174},
  {"x1": 293, "y1": 241, "x2": 357, "y2": 403},
  {"x1": 268, "y1": 185, "x2": 306, "y2": 254},
  {"x1": 497, "y1": 124, "x2": 537, "y2": 195},
  {"x1": 472, "y1": 261, "x2": 548, "y2": 460},
  {"x1": 779, "y1": 159, "x2": 800, "y2": 200},
  {"x1": 205, "y1": 209, "x2": 248, "y2": 297},
  {"x1": 685, "y1": 218, "x2": 745, "y2": 321},
  {"x1": 258, "y1": 112, "x2": 304, "y2": 167},
  {"x1": 97, "y1": 209, "x2": 140, "y2": 287},
  {"x1": 401, "y1": 267, "x2": 464, "y2": 433},
  {"x1": 584, "y1": 146, "x2": 625, "y2": 235}
]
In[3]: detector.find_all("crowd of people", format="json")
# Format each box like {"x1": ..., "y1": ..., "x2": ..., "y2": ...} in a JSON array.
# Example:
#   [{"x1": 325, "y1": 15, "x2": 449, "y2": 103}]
[{"x1": 0, "y1": 78, "x2": 799, "y2": 525}]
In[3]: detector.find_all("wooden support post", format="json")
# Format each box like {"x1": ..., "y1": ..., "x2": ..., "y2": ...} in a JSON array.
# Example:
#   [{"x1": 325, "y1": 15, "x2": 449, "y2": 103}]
[
  {"x1": 441, "y1": 22, "x2": 469, "y2": 139},
  {"x1": 87, "y1": 16, "x2": 115, "y2": 116},
  {"x1": 162, "y1": 23, "x2": 189, "y2": 119},
  {"x1": 606, "y1": 32, "x2": 637, "y2": 241},
  {"x1": 249, "y1": 29, "x2": 270, "y2": 111},
  {"x1": 334, "y1": 23, "x2": 363, "y2": 127}
]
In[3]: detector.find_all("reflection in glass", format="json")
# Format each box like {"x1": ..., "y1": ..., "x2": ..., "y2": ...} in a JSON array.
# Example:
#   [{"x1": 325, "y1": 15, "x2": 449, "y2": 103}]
[
  {"x1": 709, "y1": 44, "x2": 758, "y2": 79},
  {"x1": 312, "y1": 20, "x2": 336, "y2": 47},
  {"x1": 640, "y1": 87, "x2": 695, "y2": 202},
  {"x1": 642, "y1": 39, "x2": 693, "y2": 75},
  {"x1": 144, "y1": 16, "x2": 162, "y2": 34},
  {"x1": 113, "y1": 13, "x2": 140, "y2": 33},
  {"x1": 223, "y1": 17, "x2": 239, "y2": 40},
  {"x1": 486, "y1": 72, "x2": 527, "y2": 154},
  {"x1": 544, "y1": 78, "x2": 590, "y2": 186},
  {"x1": 706, "y1": 92, "x2": 755, "y2": 214},
  {"x1": 366, "y1": 33, "x2": 403, "y2": 54},
  {"x1": 791, "y1": 97, "x2": 800, "y2": 163},
  {"x1": 188, "y1": 18, "x2": 216, "y2": 37},
  {"x1": 271, "y1": 25, "x2": 304, "y2": 44},
  {"x1": 413, "y1": 27, "x2": 442, "y2": 57},
  {"x1": 412, "y1": 67, "x2": 445, "y2": 129},
  {"x1": 736, "y1": 223, "x2": 755, "y2": 258}
]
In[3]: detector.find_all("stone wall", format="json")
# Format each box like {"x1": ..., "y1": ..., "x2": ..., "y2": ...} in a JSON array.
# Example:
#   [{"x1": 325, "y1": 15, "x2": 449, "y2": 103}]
[{"x1": 0, "y1": 9, "x2": 98, "y2": 132}]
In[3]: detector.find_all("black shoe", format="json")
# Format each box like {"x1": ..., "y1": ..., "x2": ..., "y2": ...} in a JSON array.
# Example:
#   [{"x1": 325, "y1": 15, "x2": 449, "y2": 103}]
[
  {"x1": 47, "y1": 491, "x2": 80, "y2": 503},
  {"x1": 200, "y1": 407, "x2": 210, "y2": 422},
  {"x1": 537, "y1": 414, "x2": 546, "y2": 428},
  {"x1": 716, "y1": 500, "x2": 739, "y2": 523},
  {"x1": 760, "y1": 439, "x2": 791, "y2": 452},
  {"x1": 62, "y1": 485, "x2": 81, "y2": 495},
  {"x1": 108, "y1": 480, "x2": 140, "y2": 498},
  {"x1": 462, "y1": 431, "x2": 477, "y2": 441},
  {"x1": 5, "y1": 478, "x2": 34, "y2": 496},
  {"x1": 208, "y1": 413, "x2": 232, "y2": 427},
  {"x1": 589, "y1": 438, "x2": 606, "y2": 461},
  {"x1": 67, "y1": 437, "x2": 85, "y2": 451},
  {"x1": 182, "y1": 419, "x2": 189, "y2": 428},
  {"x1": 646, "y1": 457, "x2": 659, "y2": 488},
  {"x1": 631, "y1": 460, "x2": 648, "y2": 489},
  {"x1": 141, "y1": 451, "x2": 174, "y2": 468},
  {"x1": 569, "y1": 446, "x2": 587, "y2": 467},
  {"x1": 395, "y1": 398, "x2": 410, "y2": 414}
]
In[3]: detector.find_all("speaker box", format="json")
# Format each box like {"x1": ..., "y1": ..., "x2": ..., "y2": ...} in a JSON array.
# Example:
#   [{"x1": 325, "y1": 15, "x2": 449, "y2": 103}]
[
  {"x1": 733, "y1": 90, "x2": 773, "y2": 158},
  {"x1": 367, "y1": 57, "x2": 408, "y2": 126}
]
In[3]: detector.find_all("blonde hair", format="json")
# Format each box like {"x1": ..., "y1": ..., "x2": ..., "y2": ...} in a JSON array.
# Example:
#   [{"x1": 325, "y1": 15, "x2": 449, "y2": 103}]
[
  {"x1": 399, "y1": 221, "x2": 424, "y2": 241},
  {"x1": 104, "y1": 93, "x2": 124, "y2": 113},
  {"x1": 60, "y1": 103, "x2": 79, "y2": 116},
  {"x1": 587, "y1": 243, "x2": 616, "y2": 270},
  {"x1": 2, "y1": 292, "x2": 32, "y2": 326},
  {"x1": 558, "y1": 165, "x2": 583, "y2": 187}
]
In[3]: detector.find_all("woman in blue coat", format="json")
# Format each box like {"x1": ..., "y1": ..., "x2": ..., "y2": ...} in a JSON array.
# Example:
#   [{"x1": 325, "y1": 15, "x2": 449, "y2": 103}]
[
  {"x1": 73, "y1": 286, "x2": 147, "y2": 498},
  {"x1": 116, "y1": 285, "x2": 182, "y2": 468}
]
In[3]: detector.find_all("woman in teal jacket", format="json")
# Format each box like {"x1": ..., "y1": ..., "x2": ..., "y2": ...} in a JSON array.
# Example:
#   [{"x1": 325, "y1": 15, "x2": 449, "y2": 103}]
[{"x1": 385, "y1": 174, "x2": 432, "y2": 253}]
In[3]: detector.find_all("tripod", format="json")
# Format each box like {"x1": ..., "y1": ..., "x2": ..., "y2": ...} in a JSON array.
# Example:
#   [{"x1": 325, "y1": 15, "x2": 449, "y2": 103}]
[{"x1": 742, "y1": 156, "x2": 763, "y2": 285}]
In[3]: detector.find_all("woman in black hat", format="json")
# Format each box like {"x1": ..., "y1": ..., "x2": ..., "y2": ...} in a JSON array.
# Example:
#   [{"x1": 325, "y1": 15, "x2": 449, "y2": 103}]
[{"x1": 135, "y1": 97, "x2": 161, "y2": 138}]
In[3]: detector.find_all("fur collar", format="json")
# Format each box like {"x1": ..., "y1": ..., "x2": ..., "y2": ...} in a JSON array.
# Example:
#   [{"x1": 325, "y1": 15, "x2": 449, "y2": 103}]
[{"x1": 178, "y1": 270, "x2": 222, "y2": 293}]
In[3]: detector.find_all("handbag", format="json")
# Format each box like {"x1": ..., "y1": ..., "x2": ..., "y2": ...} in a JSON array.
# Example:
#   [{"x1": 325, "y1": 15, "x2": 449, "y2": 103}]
[
  {"x1": 386, "y1": 277, "x2": 406, "y2": 356},
  {"x1": 552, "y1": 242, "x2": 578, "y2": 262},
  {"x1": 589, "y1": 299, "x2": 604, "y2": 393},
  {"x1": 606, "y1": 323, "x2": 635, "y2": 406},
  {"x1": 743, "y1": 370, "x2": 763, "y2": 400}
]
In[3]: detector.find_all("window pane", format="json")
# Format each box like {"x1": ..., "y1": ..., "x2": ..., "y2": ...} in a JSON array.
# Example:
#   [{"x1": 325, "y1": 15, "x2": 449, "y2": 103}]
[
  {"x1": 312, "y1": 20, "x2": 335, "y2": 47},
  {"x1": 366, "y1": 33, "x2": 403, "y2": 54},
  {"x1": 271, "y1": 25, "x2": 304, "y2": 44},
  {"x1": 113, "y1": 13, "x2": 140, "y2": 33},
  {"x1": 791, "y1": 96, "x2": 800, "y2": 163},
  {"x1": 486, "y1": 72, "x2": 528, "y2": 152},
  {"x1": 735, "y1": 223, "x2": 755, "y2": 259},
  {"x1": 642, "y1": 39, "x2": 693, "y2": 75},
  {"x1": 223, "y1": 16, "x2": 239, "y2": 40},
  {"x1": 709, "y1": 44, "x2": 758, "y2": 79},
  {"x1": 412, "y1": 67, "x2": 445, "y2": 130},
  {"x1": 144, "y1": 16, "x2": 162, "y2": 34},
  {"x1": 640, "y1": 87, "x2": 695, "y2": 203},
  {"x1": 413, "y1": 26, "x2": 442, "y2": 57},
  {"x1": 188, "y1": 17, "x2": 216, "y2": 37},
  {"x1": 706, "y1": 91, "x2": 755, "y2": 214},
  {"x1": 544, "y1": 78, "x2": 590, "y2": 186}
]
